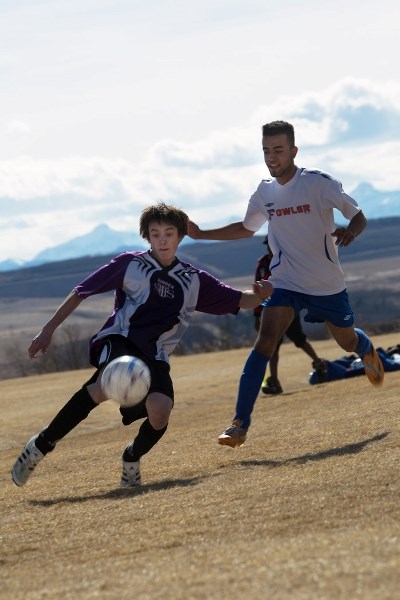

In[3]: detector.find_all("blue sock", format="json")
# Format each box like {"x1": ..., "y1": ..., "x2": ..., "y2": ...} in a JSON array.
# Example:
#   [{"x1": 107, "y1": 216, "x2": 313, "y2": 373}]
[
  {"x1": 234, "y1": 349, "x2": 270, "y2": 429},
  {"x1": 354, "y1": 328, "x2": 372, "y2": 358}
]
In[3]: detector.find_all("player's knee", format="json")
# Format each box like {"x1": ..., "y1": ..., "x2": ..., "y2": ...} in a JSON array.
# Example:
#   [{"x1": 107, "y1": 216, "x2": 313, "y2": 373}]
[
  {"x1": 294, "y1": 339, "x2": 306, "y2": 349},
  {"x1": 86, "y1": 380, "x2": 108, "y2": 404},
  {"x1": 149, "y1": 412, "x2": 170, "y2": 430},
  {"x1": 146, "y1": 395, "x2": 172, "y2": 429},
  {"x1": 255, "y1": 335, "x2": 278, "y2": 356}
]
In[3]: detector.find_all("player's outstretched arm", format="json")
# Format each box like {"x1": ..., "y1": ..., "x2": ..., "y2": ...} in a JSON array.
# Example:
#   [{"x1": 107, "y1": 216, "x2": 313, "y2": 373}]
[
  {"x1": 238, "y1": 280, "x2": 273, "y2": 309},
  {"x1": 28, "y1": 290, "x2": 83, "y2": 358},
  {"x1": 188, "y1": 219, "x2": 254, "y2": 241}
]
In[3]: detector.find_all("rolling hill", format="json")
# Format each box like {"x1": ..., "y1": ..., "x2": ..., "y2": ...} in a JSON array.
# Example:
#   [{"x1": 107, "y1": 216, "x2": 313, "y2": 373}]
[
  {"x1": 0, "y1": 216, "x2": 399, "y2": 300},
  {"x1": 0, "y1": 216, "x2": 399, "y2": 381}
]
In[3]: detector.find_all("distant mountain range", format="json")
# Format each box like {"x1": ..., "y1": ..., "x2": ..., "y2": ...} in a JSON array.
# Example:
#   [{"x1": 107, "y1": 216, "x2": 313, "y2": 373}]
[
  {"x1": 0, "y1": 223, "x2": 197, "y2": 273},
  {"x1": 351, "y1": 181, "x2": 400, "y2": 219},
  {"x1": 1, "y1": 181, "x2": 399, "y2": 273},
  {"x1": 0, "y1": 215, "x2": 399, "y2": 301},
  {"x1": 0, "y1": 224, "x2": 147, "y2": 272}
]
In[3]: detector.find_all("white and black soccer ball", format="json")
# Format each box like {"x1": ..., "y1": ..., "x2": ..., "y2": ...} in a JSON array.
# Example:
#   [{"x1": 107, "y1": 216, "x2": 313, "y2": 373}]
[{"x1": 101, "y1": 355, "x2": 151, "y2": 407}]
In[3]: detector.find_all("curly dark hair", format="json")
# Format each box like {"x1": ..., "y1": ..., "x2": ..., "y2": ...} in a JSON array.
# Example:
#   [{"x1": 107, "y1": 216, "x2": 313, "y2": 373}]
[{"x1": 140, "y1": 202, "x2": 189, "y2": 241}]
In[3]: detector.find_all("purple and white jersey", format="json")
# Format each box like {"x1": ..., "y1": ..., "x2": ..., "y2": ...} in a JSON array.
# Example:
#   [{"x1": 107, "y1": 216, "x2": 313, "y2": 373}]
[
  {"x1": 242, "y1": 168, "x2": 361, "y2": 295},
  {"x1": 74, "y1": 251, "x2": 242, "y2": 365}
]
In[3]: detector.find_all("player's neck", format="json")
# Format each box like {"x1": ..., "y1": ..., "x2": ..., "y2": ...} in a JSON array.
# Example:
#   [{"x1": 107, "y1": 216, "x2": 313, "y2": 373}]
[
  {"x1": 275, "y1": 164, "x2": 298, "y2": 185},
  {"x1": 149, "y1": 250, "x2": 178, "y2": 268}
]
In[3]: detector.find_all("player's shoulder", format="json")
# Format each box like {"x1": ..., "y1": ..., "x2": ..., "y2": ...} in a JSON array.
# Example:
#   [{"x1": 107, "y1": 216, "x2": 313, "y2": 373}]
[
  {"x1": 300, "y1": 168, "x2": 336, "y2": 182},
  {"x1": 175, "y1": 258, "x2": 197, "y2": 271},
  {"x1": 252, "y1": 177, "x2": 275, "y2": 199},
  {"x1": 115, "y1": 250, "x2": 147, "y2": 259},
  {"x1": 120, "y1": 250, "x2": 157, "y2": 271},
  {"x1": 177, "y1": 260, "x2": 229, "y2": 287},
  {"x1": 122, "y1": 250, "x2": 151, "y2": 264},
  {"x1": 258, "y1": 177, "x2": 275, "y2": 187},
  {"x1": 174, "y1": 260, "x2": 226, "y2": 290},
  {"x1": 173, "y1": 259, "x2": 201, "y2": 279}
]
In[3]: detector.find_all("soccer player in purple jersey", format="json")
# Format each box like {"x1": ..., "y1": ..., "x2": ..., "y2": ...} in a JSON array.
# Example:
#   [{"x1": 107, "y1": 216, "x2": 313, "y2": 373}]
[
  {"x1": 11, "y1": 203, "x2": 273, "y2": 488},
  {"x1": 188, "y1": 120, "x2": 384, "y2": 448}
]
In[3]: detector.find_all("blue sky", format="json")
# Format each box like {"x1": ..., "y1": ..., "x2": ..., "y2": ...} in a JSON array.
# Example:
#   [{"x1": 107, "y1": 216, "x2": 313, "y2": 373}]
[{"x1": 1, "y1": 0, "x2": 400, "y2": 262}]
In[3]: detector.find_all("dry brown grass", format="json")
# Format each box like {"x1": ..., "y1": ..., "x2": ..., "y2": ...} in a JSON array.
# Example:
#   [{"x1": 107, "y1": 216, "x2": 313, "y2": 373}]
[{"x1": 1, "y1": 333, "x2": 400, "y2": 600}]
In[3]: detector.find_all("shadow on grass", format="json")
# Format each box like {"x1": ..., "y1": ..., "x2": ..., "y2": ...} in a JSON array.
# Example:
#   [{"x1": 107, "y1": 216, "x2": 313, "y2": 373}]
[
  {"x1": 28, "y1": 475, "x2": 206, "y2": 506},
  {"x1": 28, "y1": 432, "x2": 389, "y2": 506},
  {"x1": 240, "y1": 431, "x2": 389, "y2": 468}
]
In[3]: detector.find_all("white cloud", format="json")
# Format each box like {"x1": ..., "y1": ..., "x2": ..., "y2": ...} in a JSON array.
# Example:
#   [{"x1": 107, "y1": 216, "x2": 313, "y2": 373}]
[
  {"x1": 6, "y1": 120, "x2": 31, "y2": 135},
  {"x1": 1, "y1": 1, "x2": 400, "y2": 265},
  {"x1": 253, "y1": 79, "x2": 400, "y2": 147},
  {"x1": 1, "y1": 77, "x2": 400, "y2": 262}
]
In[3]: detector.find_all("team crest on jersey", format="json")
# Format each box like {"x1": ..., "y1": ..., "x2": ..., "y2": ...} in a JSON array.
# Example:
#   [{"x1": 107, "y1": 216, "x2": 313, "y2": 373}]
[{"x1": 155, "y1": 278, "x2": 175, "y2": 298}]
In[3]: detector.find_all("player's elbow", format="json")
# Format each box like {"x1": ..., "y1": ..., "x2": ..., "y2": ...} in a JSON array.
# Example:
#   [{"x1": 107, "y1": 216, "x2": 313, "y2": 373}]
[{"x1": 240, "y1": 224, "x2": 255, "y2": 238}]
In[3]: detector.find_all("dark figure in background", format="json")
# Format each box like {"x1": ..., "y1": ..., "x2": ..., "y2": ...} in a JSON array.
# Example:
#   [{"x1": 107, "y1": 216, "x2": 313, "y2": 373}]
[{"x1": 254, "y1": 235, "x2": 327, "y2": 394}]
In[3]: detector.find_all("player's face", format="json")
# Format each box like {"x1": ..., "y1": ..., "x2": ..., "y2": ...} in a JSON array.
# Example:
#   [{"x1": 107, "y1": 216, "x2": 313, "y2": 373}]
[
  {"x1": 148, "y1": 221, "x2": 182, "y2": 266},
  {"x1": 262, "y1": 134, "x2": 298, "y2": 184}
]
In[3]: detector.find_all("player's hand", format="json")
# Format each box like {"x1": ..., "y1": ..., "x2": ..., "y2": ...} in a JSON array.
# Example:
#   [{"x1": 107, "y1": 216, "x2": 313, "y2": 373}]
[
  {"x1": 28, "y1": 328, "x2": 54, "y2": 358},
  {"x1": 253, "y1": 279, "x2": 273, "y2": 299},
  {"x1": 187, "y1": 220, "x2": 201, "y2": 239},
  {"x1": 331, "y1": 227, "x2": 356, "y2": 247}
]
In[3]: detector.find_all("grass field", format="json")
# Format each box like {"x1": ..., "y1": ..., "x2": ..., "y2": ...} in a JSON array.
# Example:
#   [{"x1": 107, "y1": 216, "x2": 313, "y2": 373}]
[{"x1": 1, "y1": 333, "x2": 399, "y2": 599}]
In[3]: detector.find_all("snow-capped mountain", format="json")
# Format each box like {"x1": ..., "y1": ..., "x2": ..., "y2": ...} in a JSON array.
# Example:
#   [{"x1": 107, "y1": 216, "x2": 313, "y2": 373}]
[
  {"x1": 351, "y1": 182, "x2": 400, "y2": 218},
  {"x1": 24, "y1": 224, "x2": 147, "y2": 269},
  {"x1": 0, "y1": 223, "x2": 198, "y2": 272},
  {"x1": 0, "y1": 182, "x2": 399, "y2": 272}
]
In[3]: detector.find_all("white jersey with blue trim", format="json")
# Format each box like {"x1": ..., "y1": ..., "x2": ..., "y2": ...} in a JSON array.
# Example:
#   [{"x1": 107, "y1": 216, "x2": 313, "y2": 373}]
[{"x1": 242, "y1": 167, "x2": 361, "y2": 295}]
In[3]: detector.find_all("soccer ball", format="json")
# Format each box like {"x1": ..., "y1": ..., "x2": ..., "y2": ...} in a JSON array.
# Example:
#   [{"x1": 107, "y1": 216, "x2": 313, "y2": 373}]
[{"x1": 101, "y1": 355, "x2": 151, "y2": 407}]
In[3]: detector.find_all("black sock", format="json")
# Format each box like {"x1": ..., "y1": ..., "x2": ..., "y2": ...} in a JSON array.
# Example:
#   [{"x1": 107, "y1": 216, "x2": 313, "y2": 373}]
[
  {"x1": 119, "y1": 400, "x2": 148, "y2": 425},
  {"x1": 123, "y1": 418, "x2": 168, "y2": 462},
  {"x1": 35, "y1": 386, "x2": 97, "y2": 455}
]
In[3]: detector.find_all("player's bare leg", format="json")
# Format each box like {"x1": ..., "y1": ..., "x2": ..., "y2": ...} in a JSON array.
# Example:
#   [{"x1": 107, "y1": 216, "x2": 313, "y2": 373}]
[{"x1": 327, "y1": 323, "x2": 384, "y2": 386}]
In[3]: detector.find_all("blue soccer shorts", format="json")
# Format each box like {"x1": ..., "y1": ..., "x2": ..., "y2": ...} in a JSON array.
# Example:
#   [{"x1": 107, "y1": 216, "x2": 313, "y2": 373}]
[{"x1": 262, "y1": 288, "x2": 354, "y2": 328}]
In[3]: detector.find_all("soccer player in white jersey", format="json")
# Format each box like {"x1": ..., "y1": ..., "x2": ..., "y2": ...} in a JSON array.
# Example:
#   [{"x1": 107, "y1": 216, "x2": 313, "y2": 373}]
[
  {"x1": 11, "y1": 203, "x2": 273, "y2": 488},
  {"x1": 188, "y1": 120, "x2": 384, "y2": 448}
]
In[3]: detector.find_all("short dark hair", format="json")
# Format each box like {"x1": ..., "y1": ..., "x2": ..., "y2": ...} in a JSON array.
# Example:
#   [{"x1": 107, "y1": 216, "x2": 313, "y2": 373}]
[
  {"x1": 140, "y1": 202, "x2": 189, "y2": 241},
  {"x1": 262, "y1": 120, "x2": 295, "y2": 146}
]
